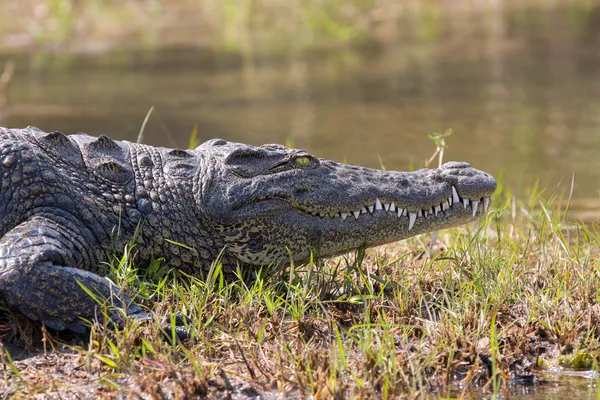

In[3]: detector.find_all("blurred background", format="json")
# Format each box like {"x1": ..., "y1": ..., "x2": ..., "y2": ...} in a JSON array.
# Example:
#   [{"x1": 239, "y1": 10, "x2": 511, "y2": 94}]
[{"x1": 0, "y1": 0, "x2": 599, "y2": 211}]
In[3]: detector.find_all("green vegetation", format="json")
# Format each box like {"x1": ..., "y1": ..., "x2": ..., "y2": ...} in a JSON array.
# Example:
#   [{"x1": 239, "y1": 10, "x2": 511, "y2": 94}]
[
  {"x1": 0, "y1": 0, "x2": 396, "y2": 51},
  {"x1": 2, "y1": 176, "x2": 600, "y2": 398},
  {"x1": 2, "y1": 0, "x2": 593, "y2": 53}
]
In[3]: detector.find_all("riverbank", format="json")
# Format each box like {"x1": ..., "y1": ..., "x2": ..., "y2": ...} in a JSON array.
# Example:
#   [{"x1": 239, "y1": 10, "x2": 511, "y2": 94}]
[{"x1": 2, "y1": 184, "x2": 600, "y2": 398}]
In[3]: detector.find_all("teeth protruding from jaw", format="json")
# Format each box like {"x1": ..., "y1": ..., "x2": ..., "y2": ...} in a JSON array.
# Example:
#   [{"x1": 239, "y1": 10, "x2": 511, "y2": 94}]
[
  {"x1": 408, "y1": 212, "x2": 416, "y2": 231},
  {"x1": 471, "y1": 200, "x2": 479, "y2": 217},
  {"x1": 452, "y1": 186, "x2": 460, "y2": 204},
  {"x1": 483, "y1": 197, "x2": 490, "y2": 212},
  {"x1": 313, "y1": 193, "x2": 492, "y2": 228}
]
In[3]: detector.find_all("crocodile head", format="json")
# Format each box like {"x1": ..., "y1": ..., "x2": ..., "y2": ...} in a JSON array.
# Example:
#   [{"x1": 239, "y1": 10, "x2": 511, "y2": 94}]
[{"x1": 200, "y1": 139, "x2": 497, "y2": 267}]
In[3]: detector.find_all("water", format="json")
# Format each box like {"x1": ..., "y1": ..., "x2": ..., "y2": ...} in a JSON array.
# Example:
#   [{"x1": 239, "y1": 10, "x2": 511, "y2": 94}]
[
  {"x1": 447, "y1": 370, "x2": 600, "y2": 399},
  {"x1": 1, "y1": 2, "x2": 600, "y2": 207}
]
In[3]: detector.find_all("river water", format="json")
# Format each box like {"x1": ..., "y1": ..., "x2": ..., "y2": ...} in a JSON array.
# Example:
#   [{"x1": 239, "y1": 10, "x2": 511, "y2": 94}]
[{"x1": 1, "y1": 1, "x2": 600, "y2": 205}]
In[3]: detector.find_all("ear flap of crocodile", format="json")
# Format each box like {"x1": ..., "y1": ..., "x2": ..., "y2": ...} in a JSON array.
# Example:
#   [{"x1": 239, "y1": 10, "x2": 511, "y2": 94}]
[
  {"x1": 225, "y1": 147, "x2": 267, "y2": 162},
  {"x1": 225, "y1": 146, "x2": 288, "y2": 178},
  {"x1": 38, "y1": 131, "x2": 84, "y2": 167}
]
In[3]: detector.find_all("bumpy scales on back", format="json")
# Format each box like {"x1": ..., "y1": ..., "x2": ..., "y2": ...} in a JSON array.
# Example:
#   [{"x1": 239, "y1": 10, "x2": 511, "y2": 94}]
[{"x1": 0, "y1": 126, "x2": 496, "y2": 332}]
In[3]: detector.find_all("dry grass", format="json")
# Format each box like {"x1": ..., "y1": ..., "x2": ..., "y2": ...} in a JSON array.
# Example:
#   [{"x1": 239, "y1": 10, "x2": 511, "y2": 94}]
[{"x1": 2, "y1": 182, "x2": 600, "y2": 399}]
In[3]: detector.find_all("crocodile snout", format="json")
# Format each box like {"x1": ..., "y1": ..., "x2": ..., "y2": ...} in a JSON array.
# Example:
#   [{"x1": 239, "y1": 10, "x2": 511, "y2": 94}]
[{"x1": 439, "y1": 161, "x2": 497, "y2": 201}]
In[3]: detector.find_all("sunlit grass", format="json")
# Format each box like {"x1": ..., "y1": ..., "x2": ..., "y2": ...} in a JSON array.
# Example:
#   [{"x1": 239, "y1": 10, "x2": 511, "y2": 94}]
[
  {"x1": 2, "y1": 183, "x2": 600, "y2": 397},
  {"x1": 0, "y1": 0, "x2": 392, "y2": 51}
]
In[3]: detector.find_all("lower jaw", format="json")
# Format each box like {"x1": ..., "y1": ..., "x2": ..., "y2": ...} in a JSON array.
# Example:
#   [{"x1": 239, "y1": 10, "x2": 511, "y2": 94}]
[{"x1": 316, "y1": 211, "x2": 478, "y2": 256}]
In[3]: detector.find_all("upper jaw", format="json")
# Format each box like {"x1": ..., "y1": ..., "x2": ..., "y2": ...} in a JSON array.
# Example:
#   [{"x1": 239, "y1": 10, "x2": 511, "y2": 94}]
[{"x1": 295, "y1": 161, "x2": 497, "y2": 230}]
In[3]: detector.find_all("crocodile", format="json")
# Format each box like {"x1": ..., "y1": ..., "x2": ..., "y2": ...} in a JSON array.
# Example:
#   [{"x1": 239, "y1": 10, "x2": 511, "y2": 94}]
[{"x1": 0, "y1": 126, "x2": 496, "y2": 333}]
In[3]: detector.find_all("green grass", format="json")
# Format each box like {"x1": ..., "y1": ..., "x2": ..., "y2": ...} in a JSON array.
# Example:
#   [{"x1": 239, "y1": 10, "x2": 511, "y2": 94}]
[
  {"x1": 2, "y1": 183, "x2": 600, "y2": 398},
  {"x1": 0, "y1": 0, "x2": 392, "y2": 52}
]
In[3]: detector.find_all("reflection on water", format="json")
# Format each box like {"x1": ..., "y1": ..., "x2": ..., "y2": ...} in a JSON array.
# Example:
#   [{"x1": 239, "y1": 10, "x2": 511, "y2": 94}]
[
  {"x1": 448, "y1": 371, "x2": 600, "y2": 399},
  {"x1": 0, "y1": 1, "x2": 600, "y2": 206}
]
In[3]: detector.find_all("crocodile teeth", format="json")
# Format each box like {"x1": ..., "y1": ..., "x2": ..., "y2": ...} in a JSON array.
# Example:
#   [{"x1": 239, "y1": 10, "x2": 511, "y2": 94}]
[
  {"x1": 471, "y1": 200, "x2": 479, "y2": 217},
  {"x1": 408, "y1": 212, "x2": 417, "y2": 231},
  {"x1": 452, "y1": 186, "x2": 460, "y2": 204},
  {"x1": 310, "y1": 193, "x2": 491, "y2": 223}
]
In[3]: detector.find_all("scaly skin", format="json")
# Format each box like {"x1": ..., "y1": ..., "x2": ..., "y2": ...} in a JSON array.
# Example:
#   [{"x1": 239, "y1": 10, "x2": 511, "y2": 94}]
[{"x1": 0, "y1": 126, "x2": 496, "y2": 332}]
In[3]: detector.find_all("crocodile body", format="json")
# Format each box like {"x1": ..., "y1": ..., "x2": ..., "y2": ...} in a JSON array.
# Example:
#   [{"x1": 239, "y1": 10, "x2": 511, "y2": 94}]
[{"x1": 0, "y1": 126, "x2": 496, "y2": 332}]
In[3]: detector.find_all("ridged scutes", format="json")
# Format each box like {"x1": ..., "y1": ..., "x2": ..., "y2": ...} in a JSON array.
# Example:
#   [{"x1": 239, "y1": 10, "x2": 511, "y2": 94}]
[
  {"x1": 45, "y1": 131, "x2": 72, "y2": 147},
  {"x1": 166, "y1": 149, "x2": 194, "y2": 159},
  {"x1": 164, "y1": 162, "x2": 197, "y2": 177},
  {"x1": 89, "y1": 135, "x2": 121, "y2": 153},
  {"x1": 69, "y1": 133, "x2": 133, "y2": 185},
  {"x1": 91, "y1": 159, "x2": 133, "y2": 183},
  {"x1": 38, "y1": 130, "x2": 84, "y2": 167},
  {"x1": 163, "y1": 148, "x2": 198, "y2": 177}
]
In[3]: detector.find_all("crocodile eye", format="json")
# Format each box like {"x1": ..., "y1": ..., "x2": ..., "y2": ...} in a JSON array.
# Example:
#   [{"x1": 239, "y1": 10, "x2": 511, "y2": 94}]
[{"x1": 295, "y1": 156, "x2": 311, "y2": 168}]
